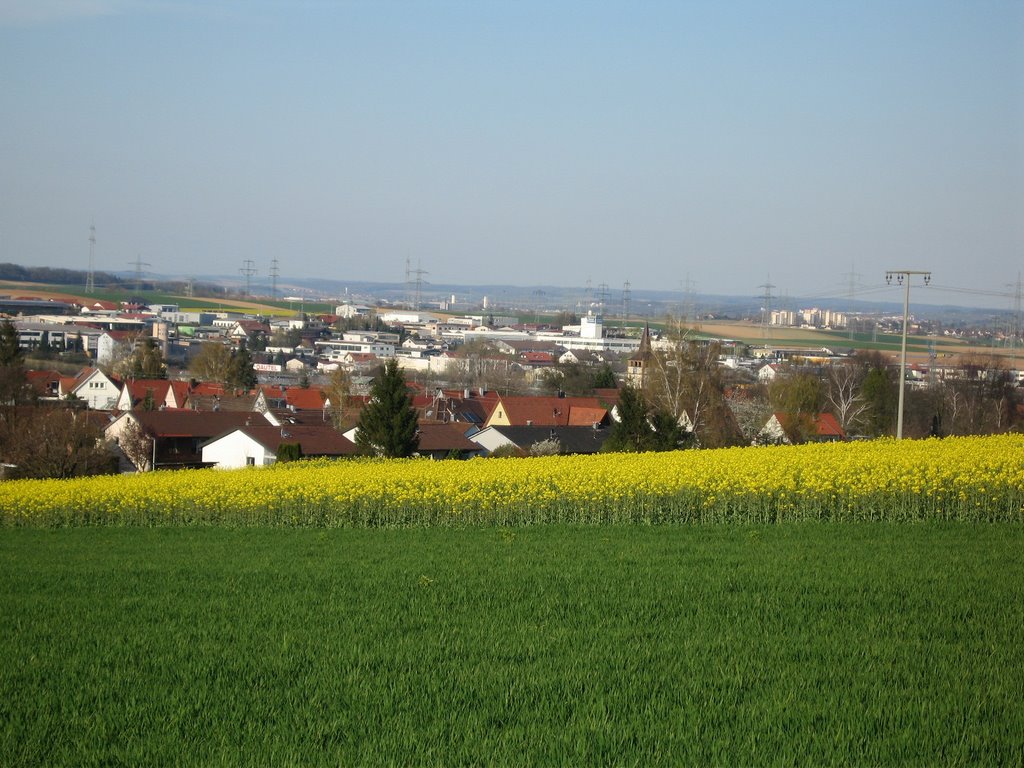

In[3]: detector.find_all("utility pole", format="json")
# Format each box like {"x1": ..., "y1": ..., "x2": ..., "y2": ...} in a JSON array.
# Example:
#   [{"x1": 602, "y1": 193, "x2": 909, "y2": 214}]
[{"x1": 885, "y1": 269, "x2": 931, "y2": 439}]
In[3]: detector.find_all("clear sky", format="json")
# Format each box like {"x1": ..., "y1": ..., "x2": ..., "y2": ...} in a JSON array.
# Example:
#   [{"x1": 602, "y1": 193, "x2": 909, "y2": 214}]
[{"x1": 1, "y1": 0, "x2": 1021, "y2": 308}]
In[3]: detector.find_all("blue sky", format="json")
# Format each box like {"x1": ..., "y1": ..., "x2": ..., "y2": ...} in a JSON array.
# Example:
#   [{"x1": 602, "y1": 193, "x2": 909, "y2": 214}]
[{"x1": 1, "y1": 0, "x2": 1021, "y2": 308}]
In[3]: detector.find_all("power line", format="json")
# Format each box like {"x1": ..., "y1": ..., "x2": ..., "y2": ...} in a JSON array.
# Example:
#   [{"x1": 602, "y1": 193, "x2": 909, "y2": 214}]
[
  {"x1": 595, "y1": 282, "x2": 609, "y2": 316},
  {"x1": 621, "y1": 280, "x2": 631, "y2": 330},
  {"x1": 532, "y1": 288, "x2": 546, "y2": 325},
  {"x1": 269, "y1": 259, "x2": 280, "y2": 301},
  {"x1": 757, "y1": 277, "x2": 776, "y2": 337},
  {"x1": 86, "y1": 221, "x2": 96, "y2": 294},
  {"x1": 129, "y1": 255, "x2": 150, "y2": 293},
  {"x1": 844, "y1": 264, "x2": 862, "y2": 339},
  {"x1": 414, "y1": 261, "x2": 428, "y2": 311},
  {"x1": 1008, "y1": 272, "x2": 1022, "y2": 365},
  {"x1": 239, "y1": 259, "x2": 257, "y2": 297},
  {"x1": 681, "y1": 273, "x2": 697, "y2": 325}
]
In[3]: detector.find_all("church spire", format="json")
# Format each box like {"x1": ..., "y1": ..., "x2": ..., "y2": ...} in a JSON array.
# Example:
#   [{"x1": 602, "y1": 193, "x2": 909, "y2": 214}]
[{"x1": 627, "y1": 322, "x2": 653, "y2": 388}]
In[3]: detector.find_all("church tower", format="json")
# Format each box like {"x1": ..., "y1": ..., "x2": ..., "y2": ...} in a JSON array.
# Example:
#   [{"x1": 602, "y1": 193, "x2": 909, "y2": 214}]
[{"x1": 626, "y1": 322, "x2": 652, "y2": 389}]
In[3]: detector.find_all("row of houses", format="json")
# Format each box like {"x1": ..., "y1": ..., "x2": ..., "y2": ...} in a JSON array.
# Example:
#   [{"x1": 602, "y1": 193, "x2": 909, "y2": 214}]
[
  {"x1": 10, "y1": 302, "x2": 625, "y2": 381},
  {"x1": 24, "y1": 361, "x2": 846, "y2": 473}
]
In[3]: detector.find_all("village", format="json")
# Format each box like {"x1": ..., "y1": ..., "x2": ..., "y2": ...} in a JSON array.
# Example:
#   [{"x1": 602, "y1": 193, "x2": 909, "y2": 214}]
[{"x1": 2, "y1": 283, "x2": 1021, "y2": 480}]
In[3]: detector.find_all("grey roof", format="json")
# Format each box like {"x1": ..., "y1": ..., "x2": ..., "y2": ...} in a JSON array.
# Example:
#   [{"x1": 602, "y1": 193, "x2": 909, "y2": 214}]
[{"x1": 487, "y1": 425, "x2": 610, "y2": 455}]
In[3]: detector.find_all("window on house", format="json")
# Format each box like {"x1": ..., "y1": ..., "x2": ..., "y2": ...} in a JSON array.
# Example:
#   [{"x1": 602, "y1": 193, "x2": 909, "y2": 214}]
[{"x1": 246, "y1": 457, "x2": 256, "y2": 466}]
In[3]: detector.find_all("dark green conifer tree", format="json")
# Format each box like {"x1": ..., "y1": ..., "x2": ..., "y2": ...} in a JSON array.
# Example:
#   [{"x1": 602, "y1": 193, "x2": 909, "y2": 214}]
[
  {"x1": 228, "y1": 342, "x2": 258, "y2": 390},
  {"x1": 355, "y1": 359, "x2": 419, "y2": 458},
  {"x1": 603, "y1": 383, "x2": 651, "y2": 452}
]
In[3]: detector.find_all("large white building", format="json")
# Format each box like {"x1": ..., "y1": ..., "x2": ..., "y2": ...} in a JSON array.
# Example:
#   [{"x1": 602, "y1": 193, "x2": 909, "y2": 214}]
[{"x1": 770, "y1": 308, "x2": 847, "y2": 329}]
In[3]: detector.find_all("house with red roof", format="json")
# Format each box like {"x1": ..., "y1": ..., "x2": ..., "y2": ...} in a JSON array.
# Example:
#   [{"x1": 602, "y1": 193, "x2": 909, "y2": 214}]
[
  {"x1": 757, "y1": 412, "x2": 846, "y2": 445},
  {"x1": 227, "y1": 319, "x2": 271, "y2": 344},
  {"x1": 285, "y1": 386, "x2": 330, "y2": 411},
  {"x1": 186, "y1": 383, "x2": 264, "y2": 414},
  {"x1": 82, "y1": 300, "x2": 119, "y2": 313},
  {"x1": 59, "y1": 367, "x2": 121, "y2": 410},
  {"x1": 483, "y1": 395, "x2": 609, "y2": 429},
  {"x1": 115, "y1": 379, "x2": 190, "y2": 411},
  {"x1": 25, "y1": 369, "x2": 62, "y2": 399},
  {"x1": 520, "y1": 351, "x2": 556, "y2": 367}
]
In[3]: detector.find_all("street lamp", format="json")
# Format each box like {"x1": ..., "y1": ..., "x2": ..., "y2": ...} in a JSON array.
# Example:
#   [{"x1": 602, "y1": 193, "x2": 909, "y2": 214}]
[{"x1": 885, "y1": 269, "x2": 931, "y2": 438}]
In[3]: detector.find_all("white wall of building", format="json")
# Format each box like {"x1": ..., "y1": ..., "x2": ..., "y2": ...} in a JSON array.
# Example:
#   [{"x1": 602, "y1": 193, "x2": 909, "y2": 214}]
[{"x1": 202, "y1": 431, "x2": 275, "y2": 469}]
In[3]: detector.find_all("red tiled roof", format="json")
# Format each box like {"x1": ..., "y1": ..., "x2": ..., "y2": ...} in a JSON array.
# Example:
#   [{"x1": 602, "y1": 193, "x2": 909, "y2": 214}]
[
  {"x1": 103, "y1": 330, "x2": 136, "y2": 341},
  {"x1": 489, "y1": 395, "x2": 607, "y2": 427},
  {"x1": 259, "y1": 384, "x2": 286, "y2": 399},
  {"x1": 285, "y1": 387, "x2": 328, "y2": 410},
  {"x1": 567, "y1": 406, "x2": 608, "y2": 427},
  {"x1": 25, "y1": 369, "x2": 62, "y2": 396},
  {"x1": 772, "y1": 412, "x2": 847, "y2": 440},
  {"x1": 814, "y1": 412, "x2": 846, "y2": 438},
  {"x1": 521, "y1": 351, "x2": 555, "y2": 364},
  {"x1": 191, "y1": 382, "x2": 255, "y2": 398},
  {"x1": 236, "y1": 320, "x2": 269, "y2": 331},
  {"x1": 123, "y1": 379, "x2": 172, "y2": 402}
]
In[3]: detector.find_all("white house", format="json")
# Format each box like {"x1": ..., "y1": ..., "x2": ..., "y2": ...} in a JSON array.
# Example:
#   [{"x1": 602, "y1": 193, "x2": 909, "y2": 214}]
[
  {"x1": 202, "y1": 424, "x2": 357, "y2": 468},
  {"x1": 757, "y1": 363, "x2": 780, "y2": 383},
  {"x1": 61, "y1": 367, "x2": 121, "y2": 410}
]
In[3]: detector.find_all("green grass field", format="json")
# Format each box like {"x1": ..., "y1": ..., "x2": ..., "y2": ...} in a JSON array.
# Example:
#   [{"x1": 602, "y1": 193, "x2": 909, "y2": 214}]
[{"x1": 2, "y1": 524, "x2": 1021, "y2": 766}]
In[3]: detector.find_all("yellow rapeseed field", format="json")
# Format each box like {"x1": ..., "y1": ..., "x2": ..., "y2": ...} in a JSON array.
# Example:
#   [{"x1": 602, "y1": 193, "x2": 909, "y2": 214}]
[{"x1": 1, "y1": 435, "x2": 1022, "y2": 526}]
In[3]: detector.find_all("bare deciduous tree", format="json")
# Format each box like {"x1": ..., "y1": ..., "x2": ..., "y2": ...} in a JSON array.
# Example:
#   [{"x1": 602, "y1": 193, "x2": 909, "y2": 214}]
[
  {"x1": 323, "y1": 367, "x2": 352, "y2": 429},
  {"x1": 117, "y1": 417, "x2": 155, "y2": 472},
  {"x1": 0, "y1": 407, "x2": 115, "y2": 479},
  {"x1": 826, "y1": 362, "x2": 869, "y2": 433},
  {"x1": 643, "y1": 330, "x2": 739, "y2": 447}
]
